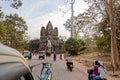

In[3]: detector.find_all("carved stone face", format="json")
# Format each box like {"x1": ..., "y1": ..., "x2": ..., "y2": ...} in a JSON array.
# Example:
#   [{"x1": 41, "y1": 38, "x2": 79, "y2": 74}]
[{"x1": 46, "y1": 21, "x2": 53, "y2": 35}]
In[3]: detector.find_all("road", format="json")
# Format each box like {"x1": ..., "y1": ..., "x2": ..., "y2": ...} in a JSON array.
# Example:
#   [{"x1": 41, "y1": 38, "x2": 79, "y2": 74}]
[{"x1": 28, "y1": 54, "x2": 88, "y2": 80}]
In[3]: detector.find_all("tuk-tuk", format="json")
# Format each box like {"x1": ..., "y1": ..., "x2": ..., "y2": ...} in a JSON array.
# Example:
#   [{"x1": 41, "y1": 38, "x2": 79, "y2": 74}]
[{"x1": 0, "y1": 43, "x2": 35, "y2": 80}]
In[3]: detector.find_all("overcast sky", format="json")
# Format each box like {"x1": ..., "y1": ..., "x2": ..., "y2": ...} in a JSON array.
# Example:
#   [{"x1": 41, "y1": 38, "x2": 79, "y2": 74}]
[{"x1": 0, "y1": 0, "x2": 88, "y2": 39}]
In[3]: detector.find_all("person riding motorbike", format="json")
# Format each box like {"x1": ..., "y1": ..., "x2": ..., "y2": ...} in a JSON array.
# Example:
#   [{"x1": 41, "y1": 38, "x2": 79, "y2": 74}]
[
  {"x1": 87, "y1": 60, "x2": 99, "y2": 80},
  {"x1": 96, "y1": 61, "x2": 107, "y2": 80},
  {"x1": 66, "y1": 55, "x2": 73, "y2": 71}
]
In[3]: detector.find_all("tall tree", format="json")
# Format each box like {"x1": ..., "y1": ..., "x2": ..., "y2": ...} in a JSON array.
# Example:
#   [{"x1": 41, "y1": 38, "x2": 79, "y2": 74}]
[
  {"x1": 84, "y1": 0, "x2": 120, "y2": 70},
  {"x1": 104, "y1": 0, "x2": 120, "y2": 70},
  {"x1": 4, "y1": 14, "x2": 28, "y2": 49},
  {"x1": 63, "y1": 14, "x2": 90, "y2": 39}
]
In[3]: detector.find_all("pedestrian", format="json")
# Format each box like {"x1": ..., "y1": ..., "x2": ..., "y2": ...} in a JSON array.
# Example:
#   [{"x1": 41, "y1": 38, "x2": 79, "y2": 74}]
[
  {"x1": 53, "y1": 52, "x2": 56, "y2": 61},
  {"x1": 60, "y1": 54, "x2": 62, "y2": 60}
]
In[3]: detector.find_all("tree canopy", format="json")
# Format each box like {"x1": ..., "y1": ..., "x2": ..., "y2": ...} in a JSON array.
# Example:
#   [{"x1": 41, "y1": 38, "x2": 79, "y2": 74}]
[{"x1": 64, "y1": 37, "x2": 85, "y2": 55}]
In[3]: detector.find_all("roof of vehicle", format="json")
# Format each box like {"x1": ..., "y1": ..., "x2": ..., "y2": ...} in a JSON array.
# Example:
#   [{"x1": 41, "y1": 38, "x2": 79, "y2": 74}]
[
  {"x1": 0, "y1": 43, "x2": 31, "y2": 80},
  {"x1": 23, "y1": 50, "x2": 30, "y2": 52}
]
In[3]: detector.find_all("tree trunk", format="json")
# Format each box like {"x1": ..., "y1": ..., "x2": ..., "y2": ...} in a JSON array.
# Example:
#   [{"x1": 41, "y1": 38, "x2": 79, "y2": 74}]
[{"x1": 104, "y1": 0, "x2": 120, "y2": 70}]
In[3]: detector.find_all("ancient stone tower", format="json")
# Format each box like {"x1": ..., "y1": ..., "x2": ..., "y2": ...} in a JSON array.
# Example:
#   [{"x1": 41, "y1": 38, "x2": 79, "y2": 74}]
[{"x1": 39, "y1": 21, "x2": 64, "y2": 53}]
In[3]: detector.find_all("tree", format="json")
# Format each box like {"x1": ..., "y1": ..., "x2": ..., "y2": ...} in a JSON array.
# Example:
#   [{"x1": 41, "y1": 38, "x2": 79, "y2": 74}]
[
  {"x1": 0, "y1": 21, "x2": 7, "y2": 42},
  {"x1": 0, "y1": 7, "x2": 6, "y2": 41},
  {"x1": 63, "y1": 14, "x2": 91, "y2": 39},
  {"x1": 0, "y1": 0, "x2": 22, "y2": 9},
  {"x1": 11, "y1": 0, "x2": 22, "y2": 9},
  {"x1": 104, "y1": 0, "x2": 120, "y2": 70},
  {"x1": 84, "y1": 0, "x2": 120, "y2": 70},
  {"x1": 95, "y1": 18, "x2": 111, "y2": 53},
  {"x1": 64, "y1": 37, "x2": 85, "y2": 55},
  {"x1": 29, "y1": 39, "x2": 40, "y2": 53},
  {"x1": 0, "y1": 0, "x2": 23, "y2": 43},
  {"x1": 4, "y1": 14, "x2": 28, "y2": 49}
]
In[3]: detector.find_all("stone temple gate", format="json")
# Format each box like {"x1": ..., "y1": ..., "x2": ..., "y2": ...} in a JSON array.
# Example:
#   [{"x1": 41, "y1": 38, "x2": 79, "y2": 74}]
[{"x1": 39, "y1": 21, "x2": 64, "y2": 54}]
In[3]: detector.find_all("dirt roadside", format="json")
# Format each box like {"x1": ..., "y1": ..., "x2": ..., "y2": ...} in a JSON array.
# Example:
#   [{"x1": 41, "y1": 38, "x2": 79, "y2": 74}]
[{"x1": 72, "y1": 55, "x2": 120, "y2": 80}]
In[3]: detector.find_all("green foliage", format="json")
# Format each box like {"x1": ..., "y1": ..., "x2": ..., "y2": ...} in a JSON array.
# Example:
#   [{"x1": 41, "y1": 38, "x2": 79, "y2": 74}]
[
  {"x1": 95, "y1": 14, "x2": 120, "y2": 53},
  {"x1": 64, "y1": 37, "x2": 86, "y2": 55},
  {"x1": 77, "y1": 39, "x2": 86, "y2": 47},
  {"x1": 29, "y1": 39, "x2": 40, "y2": 52},
  {"x1": 95, "y1": 18, "x2": 111, "y2": 53},
  {"x1": 96, "y1": 36, "x2": 111, "y2": 53},
  {"x1": 0, "y1": 21, "x2": 7, "y2": 42},
  {"x1": 64, "y1": 38, "x2": 79, "y2": 51},
  {"x1": 1, "y1": 14, "x2": 28, "y2": 49},
  {"x1": 0, "y1": 22, "x2": 7, "y2": 36},
  {"x1": 11, "y1": 0, "x2": 22, "y2": 9}
]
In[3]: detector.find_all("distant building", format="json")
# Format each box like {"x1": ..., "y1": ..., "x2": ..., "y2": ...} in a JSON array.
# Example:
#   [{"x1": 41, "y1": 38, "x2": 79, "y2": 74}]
[{"x1": 39, "y1": 21, "x2": 64, "y2": 54}]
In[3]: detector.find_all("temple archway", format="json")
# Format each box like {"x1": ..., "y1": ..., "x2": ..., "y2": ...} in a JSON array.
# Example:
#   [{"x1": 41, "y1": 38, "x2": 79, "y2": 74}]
[{"x1": 39, "y1": 21, "x2": 64, "y2": 54}]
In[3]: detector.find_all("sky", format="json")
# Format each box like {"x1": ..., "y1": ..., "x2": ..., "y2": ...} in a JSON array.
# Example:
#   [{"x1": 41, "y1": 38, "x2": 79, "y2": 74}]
[{"x1": 0, "y1": 0, "x2": 88, "y2": 40}]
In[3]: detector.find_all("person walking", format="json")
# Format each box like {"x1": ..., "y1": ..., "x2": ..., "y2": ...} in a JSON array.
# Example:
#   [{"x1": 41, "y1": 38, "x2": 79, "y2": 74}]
[
  {"x1": 60, "y1": 54, "x2": 62, "y2": 60},
  {"x1": 53, "y1": 52, "x2": 56, "y2": 61}
]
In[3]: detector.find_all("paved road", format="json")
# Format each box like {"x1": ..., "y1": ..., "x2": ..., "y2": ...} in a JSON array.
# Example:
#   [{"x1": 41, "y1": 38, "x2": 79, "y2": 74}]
[{"x1": 28, "y1": 54, "x2": 88, "y2": 80}]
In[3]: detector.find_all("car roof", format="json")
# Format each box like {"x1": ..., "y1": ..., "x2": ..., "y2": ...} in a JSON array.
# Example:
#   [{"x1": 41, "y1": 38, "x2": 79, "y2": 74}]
[
  {"x1": 23, "y1": 50, "x2": 30, "y2": 52},
  {"x1": 0, "y1": 43, "x2": 31, "y2": 80}
]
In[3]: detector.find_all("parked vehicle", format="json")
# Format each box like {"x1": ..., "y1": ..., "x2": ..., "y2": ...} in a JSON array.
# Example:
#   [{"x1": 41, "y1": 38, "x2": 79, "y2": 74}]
[
  {"x1": 40, "y1": 62, "x2": 52, "y2": 80},
  {"x1": 38, "y1": 51, "x2": 46, "y2": 59},
  {"x1": 0, "y1": 43, "x2": 35, "y2": 80},
  {"x1": 23, "y1": 50, "x2": 32, "y2": 59}
]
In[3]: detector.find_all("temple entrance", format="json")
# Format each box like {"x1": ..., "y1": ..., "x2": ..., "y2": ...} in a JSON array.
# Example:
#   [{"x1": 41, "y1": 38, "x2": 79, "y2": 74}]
[{"x1": 39, "y1": 21, "x2": 64, "y2": 54}]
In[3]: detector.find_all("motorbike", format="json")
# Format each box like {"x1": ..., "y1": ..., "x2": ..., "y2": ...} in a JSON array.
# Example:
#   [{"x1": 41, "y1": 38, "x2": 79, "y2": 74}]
[
  {"x1": 40, "y1": 62, "x2": 52, "y2": 80},
  {"x1": 66, "y1": 62, "x2": 73, "y2": 71}
]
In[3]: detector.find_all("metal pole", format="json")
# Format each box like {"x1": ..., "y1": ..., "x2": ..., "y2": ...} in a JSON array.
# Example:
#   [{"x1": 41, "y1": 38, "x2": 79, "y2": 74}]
[{"x1": 70, "y1": 0, "x2": 75, "y2": 38}]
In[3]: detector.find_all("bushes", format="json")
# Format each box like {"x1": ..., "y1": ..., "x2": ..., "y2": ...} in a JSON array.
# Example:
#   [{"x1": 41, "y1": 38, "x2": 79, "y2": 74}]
[{"x1": 64, "y1": 37, "x2": 86, "y2": 55}]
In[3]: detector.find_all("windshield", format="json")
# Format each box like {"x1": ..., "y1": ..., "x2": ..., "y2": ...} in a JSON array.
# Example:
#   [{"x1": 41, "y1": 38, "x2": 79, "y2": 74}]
[{"x1": 23, "y1": 52, "x2": 30, "y2": 55}]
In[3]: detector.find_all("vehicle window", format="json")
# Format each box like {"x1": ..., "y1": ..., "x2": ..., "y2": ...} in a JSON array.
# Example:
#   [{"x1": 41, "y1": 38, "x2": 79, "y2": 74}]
[
  {"x1": 17, "y1": 73, "x2": 34, "y2": 80},
  {"x1": 19, "y1": 76, "x2": 25, "y2": 80},
  {"x1": 23, "y1": 52, "x2": 29, "y2": 54}
]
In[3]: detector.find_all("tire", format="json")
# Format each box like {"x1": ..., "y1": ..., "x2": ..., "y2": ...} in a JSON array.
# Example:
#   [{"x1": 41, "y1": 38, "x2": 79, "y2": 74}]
[{"x1": 70, "y1": 67, "x2": 72, "y2": 71}]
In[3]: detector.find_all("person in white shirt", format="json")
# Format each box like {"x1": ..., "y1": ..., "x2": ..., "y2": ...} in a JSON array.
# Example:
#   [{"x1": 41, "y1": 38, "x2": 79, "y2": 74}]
[
  {"x1": 95, "y1": 61, "x2": 107, "y2": 80},
  {"x1": 66, "y1": 56, "x2": 73, "y2": 62},
  {"x1": 66, "y1": 55, "x2": 73, "y2": 68}
]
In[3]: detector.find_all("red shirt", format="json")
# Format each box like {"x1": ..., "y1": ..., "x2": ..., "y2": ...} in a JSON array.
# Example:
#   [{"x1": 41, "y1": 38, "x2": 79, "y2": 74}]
[{"x1": 93, "y1": 65, "x2": 98, "y2": 75}]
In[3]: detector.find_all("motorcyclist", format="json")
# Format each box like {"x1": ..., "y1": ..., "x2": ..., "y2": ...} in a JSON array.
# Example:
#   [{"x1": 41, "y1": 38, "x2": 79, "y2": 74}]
[
  {"x1": 66, "y1": 55, "x2": 73, "y2": 69},
  {"x1": 87, "y1": 60, "x2": 99, "y2": 80}
]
